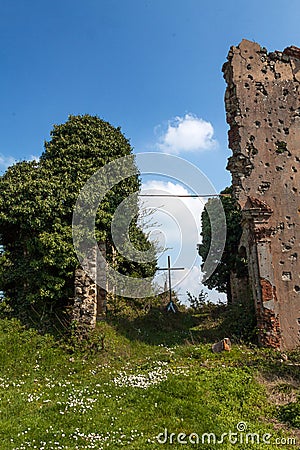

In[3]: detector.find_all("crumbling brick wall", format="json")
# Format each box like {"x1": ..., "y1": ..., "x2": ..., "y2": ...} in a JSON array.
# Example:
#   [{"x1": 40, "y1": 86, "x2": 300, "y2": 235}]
[{"x1": 223, "y1": 39, "x2": 300, "y2": 350}]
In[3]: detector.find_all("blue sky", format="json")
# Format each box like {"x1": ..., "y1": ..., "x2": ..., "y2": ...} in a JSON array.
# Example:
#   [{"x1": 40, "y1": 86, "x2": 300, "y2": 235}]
[{"x1": 1, "y1": 0, "x2": 299, "y2": 301}]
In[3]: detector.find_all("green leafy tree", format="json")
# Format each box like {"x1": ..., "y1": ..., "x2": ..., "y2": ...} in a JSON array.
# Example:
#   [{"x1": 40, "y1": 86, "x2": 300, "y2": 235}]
[
  {"x1": 198, "y1": 186, "x2": 245, "y2": 301},
  {"x1": 0, "y1": 115, "x2": 157, "y2": 325}
]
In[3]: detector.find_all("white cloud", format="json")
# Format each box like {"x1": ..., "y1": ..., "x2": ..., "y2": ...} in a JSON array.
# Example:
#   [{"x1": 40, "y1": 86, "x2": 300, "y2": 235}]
[
  {"x1": 140, "y1": 179, "x2": 204, "y2": 251},
  {"x1": 140, "y1": 180, "x2": 204, "y2": 301},
  {"x1": 158, "y1": 113, "x2": 217, "y2": 154},
  {"x1": 29, "y1": 155, "x2": 40, "y2": 162},
  {"x1": 0, "y1": 154, "x2": 40, "y2": 173},
  {"x1": 0, "y1": 154, "x2": 16, "y2": 171},
  {"x1": 140, "y1": 179, "x2": 227, "y2": 304}
]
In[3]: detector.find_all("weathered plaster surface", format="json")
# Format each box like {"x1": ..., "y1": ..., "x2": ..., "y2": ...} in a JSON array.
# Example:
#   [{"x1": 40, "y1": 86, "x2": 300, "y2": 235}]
[{"x1": 223, "y1": 39, "x2": 300, "y2": 350}]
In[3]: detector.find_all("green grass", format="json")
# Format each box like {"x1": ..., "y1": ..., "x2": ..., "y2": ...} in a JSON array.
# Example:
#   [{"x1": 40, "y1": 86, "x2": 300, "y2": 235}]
[{"x1": 0, "y1": 314, "x2": 299, "y2": 449}]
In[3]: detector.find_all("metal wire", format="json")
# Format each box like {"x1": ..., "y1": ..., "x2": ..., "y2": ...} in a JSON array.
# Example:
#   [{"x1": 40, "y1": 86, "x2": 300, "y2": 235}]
[{"x1": 138, "y1": 194, "x2": 231, "y2": 198}]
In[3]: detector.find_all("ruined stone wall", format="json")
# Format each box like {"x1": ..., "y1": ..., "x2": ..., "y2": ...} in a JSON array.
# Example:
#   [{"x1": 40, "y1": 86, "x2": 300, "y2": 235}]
[
  {"x1": 72, "y1": 242, "x2": 107, "y2": 333},
  {"x1": 73, "y1": 266, "x2": 98, "y2": 330},
  {"x1": 223, "y1": 39, "x2": 300, "y2": 350}
]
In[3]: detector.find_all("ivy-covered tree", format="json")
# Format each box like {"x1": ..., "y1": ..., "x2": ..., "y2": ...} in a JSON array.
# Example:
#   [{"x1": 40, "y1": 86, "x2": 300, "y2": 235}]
[
  {"x1": 197, "y1": 186, "x2": 245, "y2": 301},
  {"x1": 0, "y1": 115, "x2": 157, "y2": 325}
]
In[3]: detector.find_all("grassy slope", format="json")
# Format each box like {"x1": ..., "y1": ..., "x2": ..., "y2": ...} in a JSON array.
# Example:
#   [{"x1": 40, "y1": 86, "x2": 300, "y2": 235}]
[{"x1": 0, "y1": 312, "x2": 299, "y2": 450}]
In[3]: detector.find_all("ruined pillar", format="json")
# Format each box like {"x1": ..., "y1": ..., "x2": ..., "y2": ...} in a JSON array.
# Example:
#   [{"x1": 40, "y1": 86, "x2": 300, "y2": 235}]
[
  {"x1": 72, "y1": 242, "x2": 107, "y2": 333},
  {"x1": 223, "y1": 39, "x2": 300, "y2": 350}
]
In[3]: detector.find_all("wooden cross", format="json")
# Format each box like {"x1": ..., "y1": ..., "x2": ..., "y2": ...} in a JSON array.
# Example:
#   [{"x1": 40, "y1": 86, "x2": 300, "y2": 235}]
[{"x1": 158, "y1": 256, "x2": 184, "y2": 312}]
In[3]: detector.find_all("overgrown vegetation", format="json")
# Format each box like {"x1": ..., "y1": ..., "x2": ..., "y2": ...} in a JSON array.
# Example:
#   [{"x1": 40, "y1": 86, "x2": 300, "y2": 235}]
[
  {"x1": 0, "y1": 115, "x2": 156, "y2": 329},
  {"x1": 0, "y1": 116, "x2": 299, "y2": 448},
  {"x1": 0, "y1": 310, "x2": 299, "y2": 450},
  {"x1": 278, "y1": 401, "x2": 300, "y2": 429},
  {"x1": 186, "y1": 290, "x2": 256, "y2": 344}
]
